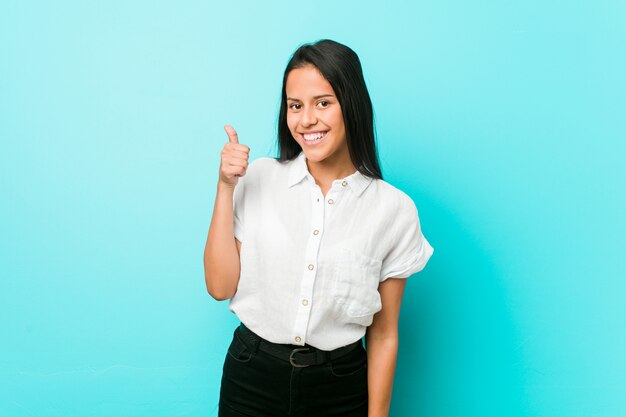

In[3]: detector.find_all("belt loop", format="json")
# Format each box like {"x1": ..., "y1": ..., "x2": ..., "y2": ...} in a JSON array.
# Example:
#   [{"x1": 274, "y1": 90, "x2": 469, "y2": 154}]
[{"x1": 319, "y1": 350, "x2": 329, "y2": 364}]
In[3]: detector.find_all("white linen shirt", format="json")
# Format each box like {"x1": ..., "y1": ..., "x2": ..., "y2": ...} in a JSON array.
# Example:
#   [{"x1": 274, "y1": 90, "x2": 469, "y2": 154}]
[{"x1": 228, "y1": 150, "x2": 434, "y2": 351}]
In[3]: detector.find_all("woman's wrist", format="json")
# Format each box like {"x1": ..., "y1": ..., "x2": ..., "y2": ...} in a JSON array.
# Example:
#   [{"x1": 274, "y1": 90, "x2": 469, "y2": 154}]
[{"x1": 217, "y1": 179, "x2": 236, "y2": 192}]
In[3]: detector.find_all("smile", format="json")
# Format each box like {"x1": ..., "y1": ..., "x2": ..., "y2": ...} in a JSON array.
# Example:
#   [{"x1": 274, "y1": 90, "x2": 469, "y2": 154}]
[{"x1": 302, "y1": 131, "x2": 328, "y2": 145}]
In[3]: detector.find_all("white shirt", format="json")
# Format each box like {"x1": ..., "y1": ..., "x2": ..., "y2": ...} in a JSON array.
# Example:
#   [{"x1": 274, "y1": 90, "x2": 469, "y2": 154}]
[{"x1": 228, "y1": 151, "x2": 434, "y2": 350}]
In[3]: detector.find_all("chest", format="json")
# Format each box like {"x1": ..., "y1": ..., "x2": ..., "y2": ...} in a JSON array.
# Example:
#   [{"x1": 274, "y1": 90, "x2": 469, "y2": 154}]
[{"x1": 245, "y1": 184, "x2": 394, "y2": 267}]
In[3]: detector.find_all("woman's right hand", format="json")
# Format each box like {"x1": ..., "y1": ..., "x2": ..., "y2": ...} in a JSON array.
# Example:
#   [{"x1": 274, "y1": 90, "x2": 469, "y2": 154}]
[{"x1": 219, "y1": 125, "x2": 250, "y2": 188}]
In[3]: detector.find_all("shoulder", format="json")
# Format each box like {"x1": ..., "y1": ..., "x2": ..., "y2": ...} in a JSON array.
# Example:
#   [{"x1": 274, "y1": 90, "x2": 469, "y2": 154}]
[
  {"x1": 247, "y1": 156, "x2": 279, "y2": 172},
  {"x1": 239, "y1": 156, "x2": 289, "y2": 187},
  {"x1": 368, "y1": 178, "x2": 419, "y2": 215},
  {"x1": 243, "y1": 156, "x2": 282, "y2": 177}
]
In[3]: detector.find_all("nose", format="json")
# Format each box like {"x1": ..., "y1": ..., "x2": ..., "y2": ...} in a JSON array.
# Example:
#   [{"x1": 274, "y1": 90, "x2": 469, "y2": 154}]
[{"x1": 300, "y1": 105, "x2": 317, "y2": 127}]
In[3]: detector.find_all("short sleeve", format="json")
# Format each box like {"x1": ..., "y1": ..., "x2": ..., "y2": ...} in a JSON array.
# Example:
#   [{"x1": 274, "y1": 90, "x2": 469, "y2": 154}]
[
  {"x1": 232, "y1": 175, "x2": 246, "y2": 242},
  {"x1": 379, "y1": 197, "x2": 434, "y2": 281}
]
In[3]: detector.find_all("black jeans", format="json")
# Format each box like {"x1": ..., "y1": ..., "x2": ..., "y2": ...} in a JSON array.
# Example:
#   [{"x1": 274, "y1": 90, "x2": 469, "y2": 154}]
[{"x1": 219, "y1": 323, "x2": 368, "y2": 417}]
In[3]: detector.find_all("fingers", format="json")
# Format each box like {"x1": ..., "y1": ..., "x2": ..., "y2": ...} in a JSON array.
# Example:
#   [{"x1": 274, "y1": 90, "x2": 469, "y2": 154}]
[
  {"x1": 224, "y1": 125, "x2": 239, "y2": 144},
  {"x1": 228, "y1": 149, "x2": 249, "y2": 160},
  {"x1": 220, "y1": 152, "x2": 248, "y2": 184},
  {"x1": 227, "y1": 157, "x2": 248, "y2": 171},
  {"x1": 219, "y1": 124, "x2": 250, "y2": 185}
]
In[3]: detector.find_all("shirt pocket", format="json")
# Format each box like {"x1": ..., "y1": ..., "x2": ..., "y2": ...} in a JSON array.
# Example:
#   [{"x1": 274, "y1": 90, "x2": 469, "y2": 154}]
[{"x1": 331, "y1": 247, "x2": 383, "y2": 327}]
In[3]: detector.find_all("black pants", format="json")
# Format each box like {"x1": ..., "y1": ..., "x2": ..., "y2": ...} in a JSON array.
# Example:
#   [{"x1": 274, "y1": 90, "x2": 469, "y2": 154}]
[{"x1": 219, "y1": 323, "x2": 368, "y2": 417}]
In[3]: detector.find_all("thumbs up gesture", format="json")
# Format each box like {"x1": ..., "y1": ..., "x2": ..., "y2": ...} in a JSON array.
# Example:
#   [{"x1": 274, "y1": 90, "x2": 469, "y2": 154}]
[{"x1": 219, "y1": 125, "x2": 250, "y2": 188}]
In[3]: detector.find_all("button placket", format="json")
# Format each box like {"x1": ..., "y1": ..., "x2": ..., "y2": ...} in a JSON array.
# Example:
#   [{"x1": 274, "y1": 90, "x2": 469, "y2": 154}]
[
  {"x1": 326, "y1": 182, "x2": 346, "y2": 206},
  {"x1": 291, "y1": 187, "x2": 326, "y2": 346}
]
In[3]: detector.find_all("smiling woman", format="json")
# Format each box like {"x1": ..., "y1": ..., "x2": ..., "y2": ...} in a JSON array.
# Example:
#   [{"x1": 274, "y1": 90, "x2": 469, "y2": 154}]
[
  {"x1": 285, "y1": 65, "x2": 350, "y2": 189},
  {"x1": 203, "y1": 39, "x2": 434, "y2": 417}
]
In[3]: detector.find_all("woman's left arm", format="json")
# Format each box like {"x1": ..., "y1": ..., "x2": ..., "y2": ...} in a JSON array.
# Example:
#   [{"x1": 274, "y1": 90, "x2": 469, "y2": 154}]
[{"x1": 365, "y1": 277, "x2": 407, "y2": 417}]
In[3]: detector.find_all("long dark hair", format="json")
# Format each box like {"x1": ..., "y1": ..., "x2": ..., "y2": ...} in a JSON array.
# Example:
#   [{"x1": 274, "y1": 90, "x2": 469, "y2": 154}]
[{"x1": 275, "y1": 39, "x2": 383, "y2": 180}]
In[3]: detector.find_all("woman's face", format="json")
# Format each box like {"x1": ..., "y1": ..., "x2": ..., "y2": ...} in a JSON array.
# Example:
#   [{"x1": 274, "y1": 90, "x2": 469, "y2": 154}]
[{"x1": 285, "y1": 64, "x2": 349, "y2": 167}]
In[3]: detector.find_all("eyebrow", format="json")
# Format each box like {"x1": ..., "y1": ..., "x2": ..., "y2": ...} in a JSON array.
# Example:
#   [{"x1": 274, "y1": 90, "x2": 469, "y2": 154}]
[{"x1": 287, "y1": 94, "x2": 335, "y2": 101}]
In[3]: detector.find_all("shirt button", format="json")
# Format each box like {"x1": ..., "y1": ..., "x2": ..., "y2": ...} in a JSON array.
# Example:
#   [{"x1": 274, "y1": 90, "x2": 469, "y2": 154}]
[
  {"x1": 302, "y1": 299, "x2": 309, "y2": 306},
  {"x1": 295, "y1": 336, "x2": 302, "y2": 343},
  {"x1": 328, "y1": 199, "x2": 334, "y2": 204},
  {"x1": 307, "y1": 264, "x2": 314, "y2": 270},
  {"x1": 313, "y1": 229, "x2": 319, "y2": 235},
  {"x1": 342, "y1": 181, "x2": 348, "y2": 186}
]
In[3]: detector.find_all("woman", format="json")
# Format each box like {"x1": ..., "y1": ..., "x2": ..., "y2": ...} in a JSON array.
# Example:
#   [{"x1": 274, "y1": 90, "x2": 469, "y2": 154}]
[{"x1": 204, "y1": 39, "x2": 434, "y2": 417}]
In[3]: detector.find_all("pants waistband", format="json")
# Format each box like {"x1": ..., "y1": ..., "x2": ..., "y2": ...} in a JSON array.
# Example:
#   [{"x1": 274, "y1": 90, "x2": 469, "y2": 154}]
[{"x1": 236, "y1": 322, "x2": 362, "y2": 368}]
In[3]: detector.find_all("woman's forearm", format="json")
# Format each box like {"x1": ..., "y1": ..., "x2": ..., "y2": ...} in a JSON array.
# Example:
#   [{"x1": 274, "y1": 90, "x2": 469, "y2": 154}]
[
  {"x1": 203, "y1": 181, "x2": 241, "y2": 300},
  {"x1": 365, "y1": 333, "x2": 399, "y2": 417}
]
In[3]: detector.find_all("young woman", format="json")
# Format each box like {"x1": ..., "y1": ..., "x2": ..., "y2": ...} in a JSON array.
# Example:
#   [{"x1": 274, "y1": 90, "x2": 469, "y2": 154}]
[{"x1": 204, "y1": 39, "x2": 434, "y2": 417}]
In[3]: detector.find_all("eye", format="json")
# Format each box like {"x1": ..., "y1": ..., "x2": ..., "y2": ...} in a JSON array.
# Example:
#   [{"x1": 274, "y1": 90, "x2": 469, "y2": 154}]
[
  {"x1": 289, "y1": 103, "x2": 301, "y2": 110},
  {"x1": 318, "y1": 100, "x2": 330, "y2": 108}
]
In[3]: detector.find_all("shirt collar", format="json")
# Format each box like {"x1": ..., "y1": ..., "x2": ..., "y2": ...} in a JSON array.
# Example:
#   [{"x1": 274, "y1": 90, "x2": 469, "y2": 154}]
[{"x1": 287, "y1": 151, "x2": 373, "y2": 197}]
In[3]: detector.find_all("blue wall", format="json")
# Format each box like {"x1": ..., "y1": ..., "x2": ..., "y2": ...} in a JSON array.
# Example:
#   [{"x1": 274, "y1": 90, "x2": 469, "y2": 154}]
[{"x1": 1, "y1": 1, "x2": 624, "y2": 416}]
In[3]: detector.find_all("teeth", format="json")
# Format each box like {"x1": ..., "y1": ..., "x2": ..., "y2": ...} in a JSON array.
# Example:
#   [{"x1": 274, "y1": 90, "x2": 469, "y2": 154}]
[{"x1": 304, "y1": 132, "x2": 326, "y2": 141}]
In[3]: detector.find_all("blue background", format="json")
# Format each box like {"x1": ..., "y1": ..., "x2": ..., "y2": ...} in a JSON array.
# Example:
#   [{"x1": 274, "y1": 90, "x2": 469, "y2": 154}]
[{"x1": 1, "y1": 0, "x2": 625, "y2": 416}]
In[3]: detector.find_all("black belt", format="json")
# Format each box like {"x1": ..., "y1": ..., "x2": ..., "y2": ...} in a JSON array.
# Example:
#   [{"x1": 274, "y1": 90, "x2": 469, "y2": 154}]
[{"x1": 236, "y1": 322, "x2": 362, "y2": 368}]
